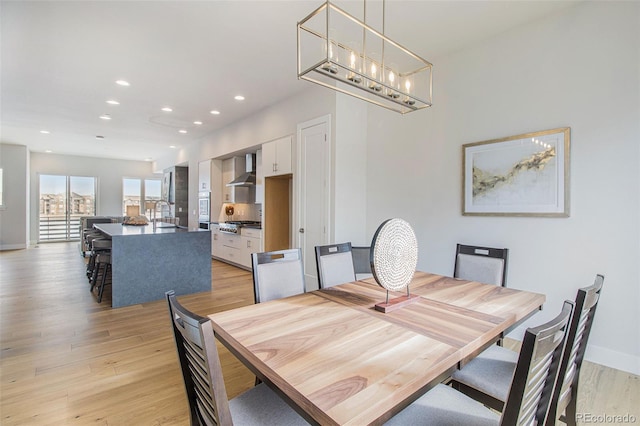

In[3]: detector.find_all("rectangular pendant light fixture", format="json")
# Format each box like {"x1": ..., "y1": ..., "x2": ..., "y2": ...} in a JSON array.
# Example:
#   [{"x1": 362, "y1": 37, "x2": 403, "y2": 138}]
[{"x1": 297, "y1": 0, "x2": 432, "y2": 114}]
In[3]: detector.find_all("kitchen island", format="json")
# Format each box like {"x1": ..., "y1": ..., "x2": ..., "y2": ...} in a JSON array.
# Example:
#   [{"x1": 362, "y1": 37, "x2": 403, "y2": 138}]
[{"x1": 94, "y1": 223, "x2": 211, "y2": 308}]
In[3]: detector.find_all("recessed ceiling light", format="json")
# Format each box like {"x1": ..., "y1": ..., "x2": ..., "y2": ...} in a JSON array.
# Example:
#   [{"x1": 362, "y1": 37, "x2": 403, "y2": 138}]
[
  {"x1": 169, "y1": 145, "x2": 176, "y2": 148},
  {"x1": 178, "y1": 129, "x2": 187, "y2": 134},
  {"x1": 116, "y1": 80, "x2": 130, "y2": 86},
  {"x1": 145, "y1": 157, "x2": 153, "y2": 162},
  {"x1": 40, "y1": 130, "x2": 50, "y2": 134},
  {"x1": 161, "y1": 107, "x2": 173, "y2": 112},
  {"x1": 96, "y1": 135, "x2": 105, "y2": 140},
  {"x1": 234, "y1": 95, "x2": 245, "y2": 101},
  {"x1": 210, "y1": 110, "x2": 220, "y2": 115},
  {"x1": 45, "y1": 150, "x2": 52, "y2": 153},
  {"x1": 193, "y1": 121, "x2": 203, "y2": 125},
  {"x1": 106, "y1": 100, "x2": 120, "y2": 105},
  {"x1": 99, "y1": 114, "x2": 112, "y2": 120}
]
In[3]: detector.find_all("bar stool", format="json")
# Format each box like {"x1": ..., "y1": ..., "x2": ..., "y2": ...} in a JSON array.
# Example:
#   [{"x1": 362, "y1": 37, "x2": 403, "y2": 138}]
[
  {"x1": 89, "y1": 238, "x2": 111, "y2": 290},
  {"x1": 85, "y1": 234, "x2": 104, "y2": 277}
]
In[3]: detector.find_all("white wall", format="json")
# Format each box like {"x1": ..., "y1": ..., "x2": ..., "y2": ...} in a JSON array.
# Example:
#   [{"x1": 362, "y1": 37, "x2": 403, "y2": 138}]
[
  {"x1": 333, "y1": 91, "x2": 368, "y2": 245},
  {"x1": 0, "y1": 143, "x2": 29, "y2": 250},
  {"x1": 366, "y1": 2, "x2": 639, "y2": 374},
  {"x1": 29, "y1": 152, "x2": 158, "y2": 243}
]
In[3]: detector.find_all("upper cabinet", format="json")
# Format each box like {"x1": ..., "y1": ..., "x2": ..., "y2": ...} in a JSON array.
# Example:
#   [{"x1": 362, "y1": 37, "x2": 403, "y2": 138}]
[
  {"x1": 222, "y1": 157, "x2": 249, "y2": 203},
  {"x1": 198, "y1": 159, "x2": 211, "y2": 192},
  {"x1": 263, "y1": 136, "x2": 292, "y2": 177}
]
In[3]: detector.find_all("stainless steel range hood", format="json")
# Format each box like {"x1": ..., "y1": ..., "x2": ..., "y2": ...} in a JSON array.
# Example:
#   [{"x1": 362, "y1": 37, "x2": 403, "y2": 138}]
[{"x1": 227, "y1": 153, "x2": 256, "y2": 186}]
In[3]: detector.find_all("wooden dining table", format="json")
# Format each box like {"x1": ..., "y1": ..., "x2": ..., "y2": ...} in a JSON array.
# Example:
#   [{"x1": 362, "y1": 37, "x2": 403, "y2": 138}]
[{"x1": 208, "y1": 271, "x2": 545, "y2": 426}]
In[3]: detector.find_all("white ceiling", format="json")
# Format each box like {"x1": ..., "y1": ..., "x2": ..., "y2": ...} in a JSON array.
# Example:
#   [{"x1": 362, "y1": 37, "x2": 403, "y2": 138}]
[{"x1": 1, "y1": 0, "x2": 579, "y2": 162}]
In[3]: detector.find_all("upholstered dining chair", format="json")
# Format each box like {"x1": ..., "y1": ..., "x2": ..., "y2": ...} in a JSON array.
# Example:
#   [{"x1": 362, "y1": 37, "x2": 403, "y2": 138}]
[
  {"x1": 454, "y1": 243, "x2": 509, "y2": 286},
  {"x1": 251, "y1": 248, "x2": 306, "y2": 303},
  {"x1": 315, "y1": 242, "x2": 356, "y2": 289},
  {"x1": 385, "y1": 301, "x2": 575, "y2": 426},
  {"x1": 449, "y1": 274, "x2": 604, "y2": 426},
  {"x1": 165, "y1": 291, "x2": 308, "y2": 426},
  {"x1": 352, "y1": 246, "x2": 373, "y2": 280}
]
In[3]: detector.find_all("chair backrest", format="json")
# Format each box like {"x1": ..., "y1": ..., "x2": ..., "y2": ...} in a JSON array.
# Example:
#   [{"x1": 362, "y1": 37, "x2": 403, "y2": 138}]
[
  {"x1": 352, "y1": 246, "x2": 373, "y2": 279},
  {"x1": 252, "y1": 249, "x2": 306, "y2": 303},
  {"x1": 547, "y1": 274, "x2": 604, "y2": 424},
  {"x1": 500, "y1": 300, "x2": 574, "y2": 426},
  {"x1": 315, "y1": 242, "x2": 356, "y2": 289},
  {"x1": 454, "y1": 243, "x2": 509, "y2": 286},
  {"x1": 166, "y1": 291, "x2": 232, "y2": 426}
]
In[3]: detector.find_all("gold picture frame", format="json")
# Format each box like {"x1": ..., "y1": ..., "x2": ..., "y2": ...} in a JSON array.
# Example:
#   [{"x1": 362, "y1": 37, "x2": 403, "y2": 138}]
[{"x1": 462, "y1": 128, "x2": 570, "y2": 217}]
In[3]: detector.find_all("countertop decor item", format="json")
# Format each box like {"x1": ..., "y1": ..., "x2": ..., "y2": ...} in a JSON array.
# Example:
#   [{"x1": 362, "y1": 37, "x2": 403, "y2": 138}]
[
  {"x1": 123, "y1": 215, "x2": 149, "y2": 226},
  {"x1": 370, "y1": 218, "x2": 419, "y2": 312},
  {"x1": 225, "y1": 205, "x2": 234, "y2": 221}
]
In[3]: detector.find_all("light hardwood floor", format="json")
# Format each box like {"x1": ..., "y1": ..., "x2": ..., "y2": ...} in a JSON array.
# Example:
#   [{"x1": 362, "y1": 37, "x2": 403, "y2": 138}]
[{"x1": 1, "y1": 242, "x2": 638, "y2": 425}]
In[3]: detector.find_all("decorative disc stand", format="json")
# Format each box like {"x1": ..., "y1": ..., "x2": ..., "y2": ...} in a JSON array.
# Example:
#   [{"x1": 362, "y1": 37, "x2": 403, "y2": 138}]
[{"x1": 370, "y1": 218, "x2": 419, "y2": 313}]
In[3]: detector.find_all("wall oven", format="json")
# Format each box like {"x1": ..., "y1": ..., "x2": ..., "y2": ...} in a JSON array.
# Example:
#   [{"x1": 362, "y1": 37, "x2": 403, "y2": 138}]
[{"x1": 198, "y1": 192, "x2": 210, "y2": 229}]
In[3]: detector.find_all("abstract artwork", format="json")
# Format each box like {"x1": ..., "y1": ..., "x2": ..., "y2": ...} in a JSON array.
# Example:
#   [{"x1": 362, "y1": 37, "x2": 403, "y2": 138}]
[{"x1": 463, "y1": 128, "x2": 570, "y2": 217}]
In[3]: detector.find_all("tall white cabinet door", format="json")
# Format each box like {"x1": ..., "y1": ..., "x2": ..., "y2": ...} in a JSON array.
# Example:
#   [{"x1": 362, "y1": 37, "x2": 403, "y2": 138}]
[
  {"x1": 297, "y1": 117, "x2": 330, "y2": 292},
  {"x1": 255, "y1": 149, "x2": 264, "y2": 204}
]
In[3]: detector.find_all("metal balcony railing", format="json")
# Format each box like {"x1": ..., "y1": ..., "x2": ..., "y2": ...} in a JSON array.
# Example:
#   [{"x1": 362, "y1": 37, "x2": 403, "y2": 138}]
[{"x1": 39, "y1": 215, "x2": 82, "y2": 241}]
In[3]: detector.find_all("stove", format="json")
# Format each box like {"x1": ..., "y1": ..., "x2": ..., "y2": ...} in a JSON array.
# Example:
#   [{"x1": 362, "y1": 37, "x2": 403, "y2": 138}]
[{"x1": 219, "y1": 221, "x2": 261, "y2": 234}]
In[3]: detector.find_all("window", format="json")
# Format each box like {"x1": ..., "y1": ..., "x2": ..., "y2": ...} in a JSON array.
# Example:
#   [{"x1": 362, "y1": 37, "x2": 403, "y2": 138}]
[
  {"x1": 123, "y1": 178, "x2": 162, "y2": 217},
  {"x1": 123, "y1": 178, "x2": 141, "y2": 216},
  {"x1": 144, "y1": 179, "x2": 162, "y2": 218},
  {"x1": 39, "y1": 174, "x2": 96, "y2": 241}
]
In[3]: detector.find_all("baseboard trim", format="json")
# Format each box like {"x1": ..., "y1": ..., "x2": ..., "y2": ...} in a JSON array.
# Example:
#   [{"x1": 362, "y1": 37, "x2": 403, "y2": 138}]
[
  {"x1": 0, "y1": 243, "x2": 27, "y2": 251},
  {"x1": 585, "y1": 344, "x2": 640, "y2": 376}
]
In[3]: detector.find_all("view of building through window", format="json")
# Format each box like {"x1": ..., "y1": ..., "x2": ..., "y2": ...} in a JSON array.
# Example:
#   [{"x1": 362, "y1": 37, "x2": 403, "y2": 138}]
[
  {"x1": 39, "y1": 175, "x2": 96, "y2": 241},
  {"x1": 123, "y1": 178, "x2": 162, "y2": 217}
]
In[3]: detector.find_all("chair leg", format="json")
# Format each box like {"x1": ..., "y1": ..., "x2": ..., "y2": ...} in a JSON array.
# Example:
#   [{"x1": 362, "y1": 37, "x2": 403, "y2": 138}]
[
  {"x1": 563, "y1": 398, "x2": 577, "y2": 426},
  {"x1": 87, "y1": 252, "x2": 95, "y2": 277},
  {"x1": 98, "y1": 263, "x2": 110, "y2": 303},
  {"x1": 89, "y1": 261, "x2": 100, "y2": 291}
]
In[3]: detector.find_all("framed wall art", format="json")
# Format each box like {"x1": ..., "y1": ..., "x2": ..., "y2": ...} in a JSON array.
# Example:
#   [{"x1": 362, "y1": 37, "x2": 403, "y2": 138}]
[{"x1": 462, "y1": 127, "x2": 570, "y2": 217}]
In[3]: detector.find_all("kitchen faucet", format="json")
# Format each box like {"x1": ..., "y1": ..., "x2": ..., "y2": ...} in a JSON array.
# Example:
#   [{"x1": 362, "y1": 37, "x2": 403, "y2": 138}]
[{"x1": 152, "y1": 199, "x2": 172, "y2": 232}]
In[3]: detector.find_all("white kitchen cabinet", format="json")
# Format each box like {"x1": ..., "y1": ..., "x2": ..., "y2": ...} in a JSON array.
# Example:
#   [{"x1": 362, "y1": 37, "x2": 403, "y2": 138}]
[
  {"x1": 219, "y1": 233, "x2": 243, "y2": 265},
  {"x1": 262, "y1": 136, "x2": 292, "y2": 177},
  {"x1": 222, "y1": 157, "x2": 249, "y2": 203},
  {"x1": 240, "y1": 227, "x2": 262, "y2": 268},
  {"x1": 211, "y1": 226, "x2": 262, "y2": 270},
  {"x1": 211, "y1": 224, "x2": 222, "y2": 257},
  {"x1": 198, "y1": 159, "x2": 211, "y2": 192},
  {"x1": 255, "y1": 149, "x2": 264, "y2": 204}
]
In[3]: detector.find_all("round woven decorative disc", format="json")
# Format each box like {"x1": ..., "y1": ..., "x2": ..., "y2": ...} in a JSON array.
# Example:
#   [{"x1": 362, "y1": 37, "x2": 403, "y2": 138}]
[{"x1": 370, "y1": 218, "x2": 418, "y2": 292}]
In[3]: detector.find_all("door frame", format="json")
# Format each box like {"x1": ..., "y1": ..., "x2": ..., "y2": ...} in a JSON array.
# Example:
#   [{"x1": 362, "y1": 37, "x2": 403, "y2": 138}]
[{"x1": 296, "y1": 114, "x2": 332, "y2": 287}]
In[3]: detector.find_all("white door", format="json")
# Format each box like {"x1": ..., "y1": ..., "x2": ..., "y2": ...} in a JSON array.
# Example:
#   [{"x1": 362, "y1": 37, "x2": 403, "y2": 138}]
[{"x1": 297, "y1": 116, "x2": 331, "y2": 291}]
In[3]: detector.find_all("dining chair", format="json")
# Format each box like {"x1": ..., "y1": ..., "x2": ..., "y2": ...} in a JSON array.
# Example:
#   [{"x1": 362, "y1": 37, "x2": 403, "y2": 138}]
[
  {"x1": 385, "y1": 300, "x2": 575, "y2": 426},
  {"x1": 352, "y1": 245, "x2": 373, "y2": 280},
  {"x1": 315, "y1": 242, "x2": 356, "y2": 289},
  {"x1": 449, "y1": 274, "x2": 604, "y2": 426},
  {"x1": 165, "y1": 291, "x2": 309, "y2": 426},
  {"x1": 454, "y1": 243, "x2": 509, "y2": 286},
  {"x1": 251, "y1": 248, "x2": 306, "y2": 303}
]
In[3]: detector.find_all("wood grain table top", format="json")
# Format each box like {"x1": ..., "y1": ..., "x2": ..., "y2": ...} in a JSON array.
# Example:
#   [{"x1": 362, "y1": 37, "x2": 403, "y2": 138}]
[{"x1": 208, "y1": 272, "x2": 545, "y2": 425}]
